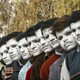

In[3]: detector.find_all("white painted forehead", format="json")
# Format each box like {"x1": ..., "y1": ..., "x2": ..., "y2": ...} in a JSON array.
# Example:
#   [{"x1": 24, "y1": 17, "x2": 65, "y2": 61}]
[
  {"x1": 6, "y1": 39, "x2": 18, "y2": 46},
  {"x1": 70, "y1": 21, "x2": 80, "y2": 28},
  {"x1": 27, "y1": 36, "x2": 37, "y2": 42},
  {"x1": 18, "y1": 38, "x2": 28, "y2": 45},
  {"x1": 0, "y1": 44, "x2": 7, "y2": 52},
  {"x1": 35, "y1": 29, "x2": 43, "y2": 38},
  {"x1": 42, "y1": 28, "x2": 53, "y2": 35}
]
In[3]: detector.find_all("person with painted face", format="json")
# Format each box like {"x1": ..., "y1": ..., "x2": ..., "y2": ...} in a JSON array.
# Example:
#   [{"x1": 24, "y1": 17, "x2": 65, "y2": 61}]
[
  {"x1": 16, "y1": 32, "x2": 32, "y2": 80},
  {"x1": 2, "y1": 32, "x2": 22, "y2": 80},
  {"x1": 27, "y1": 21, "x2": 46, "y2": 80},
  {"x1": 0, "y1": 38, "x2": 10, "y2": 80},
  {"x1": 49, "y1": 15, "x2": 77, "y2": 80},
  {"x1": 39, "y1": 18, "x2": 62, "y2": 80},
  {"x1": 61, "y1": 10, "x2": 80, "y2": 80}
]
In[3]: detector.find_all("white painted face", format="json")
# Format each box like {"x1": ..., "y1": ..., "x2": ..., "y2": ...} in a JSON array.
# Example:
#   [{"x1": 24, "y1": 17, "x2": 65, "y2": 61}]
[
  {"x1": 36, "y1": 29, "x2": 53, "y2": 53},
  {"x1": 27, "y1": 35, "x2": 42, "y2": 56},
  {"x1": 56, "y1": 27, "x2": 77, "y2": 51},
  {"x1": 42, "y1": 28, "x2": 60, "y2": 49},
  {"x1": 6, "y1": 39, "x2": 21, "y2": 61},
  {"x1": 18, "y1": 38, "x2": 31, "y2": 59},
  {"x1": 70, "y1": 21, "x2": 80, "y2": 45},
  {"x1": 0, "y1": 44, "x2": 13, "y2": 65}
]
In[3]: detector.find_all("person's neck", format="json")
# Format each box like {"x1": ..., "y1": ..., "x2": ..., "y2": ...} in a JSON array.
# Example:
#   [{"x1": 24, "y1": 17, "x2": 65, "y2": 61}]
[
  {"x1": 55, "y1": 46, "x2": 64, "y2": 54},
  {"x1": 46, "y1": 50, "x2": 55, "y2": 57},
  {"x1": 19, "y1": 57, "x2": 28, "y2": 65}
]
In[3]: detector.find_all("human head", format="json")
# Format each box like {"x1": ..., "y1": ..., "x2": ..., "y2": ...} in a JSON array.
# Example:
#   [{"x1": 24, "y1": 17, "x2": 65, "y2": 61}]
[
  {"x1": 26, "y1": 26, "x2": 43, "y2": 57},
  {"x1": 53, "y1": 15, "x2": 77, "y2": 51},
  {"x1": 69, "y1": 10, "x2": 80, "y2": 45},
  {"x1": 0, "y1": 37, "x2": 13, "y2": 65},
  {"x1": 17, "y1": 32, "x2": 31, "y2": 59},
  {"x1": 6, "y1": 32, "x2": 21, "y2": 61},
  {"x1": 40, "y1": 18, "x2": 59, "y2": 53}
]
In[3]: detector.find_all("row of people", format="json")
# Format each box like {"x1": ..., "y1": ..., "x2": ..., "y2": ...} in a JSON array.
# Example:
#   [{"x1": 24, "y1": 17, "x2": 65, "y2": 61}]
[{"x1": 0, "y1": 10, "x2": 80, "y2": 80}]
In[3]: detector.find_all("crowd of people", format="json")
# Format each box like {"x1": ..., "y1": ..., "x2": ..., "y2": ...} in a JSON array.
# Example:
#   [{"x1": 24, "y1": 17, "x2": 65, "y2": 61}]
[{"x1": 0, "y1": 10, "x2": 80, "y2": 80}]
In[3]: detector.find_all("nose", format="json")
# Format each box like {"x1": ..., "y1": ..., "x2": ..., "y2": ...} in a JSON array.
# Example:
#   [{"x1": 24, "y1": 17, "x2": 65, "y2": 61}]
[
  {"x1": 31, "y1": 42, "x2": 36, "y2": 49},
  {"x1": 76, "y1": 29, "x2": 80, "y2": 36},
  {"x1": 10, "y1": 52, "x2": 13, "y2": 54},
  {"x1": 3, "y1": 54, "x2": 7, "y2": 59},
  {"x1": 63, "y1": 36, "x2": 68, "y2": 42},
  {"x1": 40, "y1": 38, "x2": 46, "y2": 45}
]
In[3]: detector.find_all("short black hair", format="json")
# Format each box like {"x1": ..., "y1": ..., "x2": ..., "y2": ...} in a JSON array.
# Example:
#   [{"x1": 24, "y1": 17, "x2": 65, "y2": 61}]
[
  {"x1": 2, "y1": 32, "x2": 20, "y2": 43},
  {"x1": 69, "y1": 10, "x2": 80, "y2": 25},
  {"x1": 16, "y1": 32, "x2": 27, "y2": 41},
  {"x1": 26, "y1": 26, "x2": 35, "y2": 37},
  {"x1": 0, "y1": 38, "x2": 6, "y2": 47},
  {"x1": 33, "y1": 21, "x2": 44, "y2": 32}
]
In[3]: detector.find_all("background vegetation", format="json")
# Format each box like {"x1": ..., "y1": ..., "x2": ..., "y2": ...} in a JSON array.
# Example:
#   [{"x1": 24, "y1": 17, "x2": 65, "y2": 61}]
[{"x1": 0, "y1": 0, "x2": 80, "y2": 35}]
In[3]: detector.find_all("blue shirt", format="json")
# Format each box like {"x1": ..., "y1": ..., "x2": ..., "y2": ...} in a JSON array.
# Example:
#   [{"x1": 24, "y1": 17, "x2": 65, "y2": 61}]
[{"x1": 18, "y1": 61, "x2": 32, "y2": 80}]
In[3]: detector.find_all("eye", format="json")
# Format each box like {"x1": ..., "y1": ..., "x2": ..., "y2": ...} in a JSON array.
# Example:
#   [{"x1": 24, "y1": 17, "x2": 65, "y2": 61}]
[
  {"x1": 7, "y1": 47, "x2": 9, "y2": 50},
  {"x1": 58, "y1": 36, "x2": 63, "y2": 40},
  {"x1": 11, "y1": 45, "x2": 17, "y2": 48},
  {"x1": 66, "y1": 31, "x2": 72, "y2": 36},
  {"x1": 72, "y1": 29, "x2": 76, "y2": 32},
  {"x1": 18, "y1": 46, "x2": 21, "y2": 48},
  {"x1": 0, "y1": 53, "x2": 3, "y2": 56},
  {"x1": 28, "y1": 42, "x2": 31, "y2": 46},
  {"x1": 45, "y1": 35, "x2": 49, "y2": 39},
  {"x1": 23, "y1": 44, "x2": 28, "y2": 47},
  {"x1": 78, "y1": 26, "x2": 80, "y2": 30},
  {"x1": 4, "y1": 50, "x2": 8, "y2": 53},
  {"x1": 37, "y1": 39, "x2": 40, "y2": 42},
  {"x1": 33, "y1": 40, "x2": 37, "y2": 42}
]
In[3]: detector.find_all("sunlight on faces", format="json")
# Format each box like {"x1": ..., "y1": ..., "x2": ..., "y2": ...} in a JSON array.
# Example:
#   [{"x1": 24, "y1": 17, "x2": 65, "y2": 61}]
[
  {"x1": 36, "y1": 29, "x2": 53, "y2": 53},
  {"x1": 0, "y1": 44, "x2": 13, "y2": 65},
  {"x1": 56, "y1": 27, "x2": 77, "y2": 51},
  {"x1": 27, "y1": 35, "x2": 42, "y2": 56},
  {"x1": 6, "y1": 39, "x2": 21, "y2": 61},
  {"x1": 70, "y1": 21, "x2": 80, "y2": 45},
  {"x1": 42, "y1": 28, "x2": 60, "y2": 49},
  {"x1": 18, "y1": 38, "x2": 31, "y2": 59}
]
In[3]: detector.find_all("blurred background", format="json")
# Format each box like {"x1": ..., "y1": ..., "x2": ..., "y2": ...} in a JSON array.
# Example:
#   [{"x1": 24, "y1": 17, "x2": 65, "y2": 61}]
[{"x1": 0, "y1": 0, "x2": 80, "y2": 36}]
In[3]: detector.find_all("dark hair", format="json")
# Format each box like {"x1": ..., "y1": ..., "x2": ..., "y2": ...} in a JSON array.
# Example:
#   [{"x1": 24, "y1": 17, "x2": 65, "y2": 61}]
[
  {"x1": 69, "y1": 10, "x2": 80, "y2": 25},
  {"x1": 1, "y1": 32, "x2": 20, "y2": 44},
  {"x1": 41, "y1": 18, "x2": 58, "y2": 31},
  {"x1": 16, "y1": 32, "x2": 27, "y2": 41},
  {"x1": 53, "y1": 15, "x2": 70, "y2": 32},
  {"x1": 0, "y1": 38, "x2": 6, "y2": 47},
  {"x1": 33, "y1": 21, "x2": 44, "y2": 32},
  {"x1": 26, "y1": 26, "x2": 35, "y2": 37}
]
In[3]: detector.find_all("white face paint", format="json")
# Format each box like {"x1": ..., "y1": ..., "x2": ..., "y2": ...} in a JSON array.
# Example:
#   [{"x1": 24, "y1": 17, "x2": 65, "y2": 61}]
[
  {"x1": 0, "y1": 44, "x2": 13, "y2": 65},
  {"x1": 18, "y1": 38, "x2": 31, "y2": 59},
  {"x1": 27, "y1": 35, "x2": 42, "y2": 56},
  {"x1": 70, "y1": 21, "x2": 80, "y2": 45},
  {"x1": 42, "y1": 28, "x2": 60, "y2": 49},
  {"x1": 56, "y1": 27, "x2": 77, "y2": 51},
  {"x1": 36, "y1": 29, "x2": 53, "y2": 53},
  {"x1": 6, "y1": 39, "x2": 21, "y2": 61}
]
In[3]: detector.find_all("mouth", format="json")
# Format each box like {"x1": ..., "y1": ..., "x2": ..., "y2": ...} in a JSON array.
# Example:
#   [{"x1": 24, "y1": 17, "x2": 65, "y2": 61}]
[
  {"x1": 42, "y1": 45, "x2": 50, "y2": 51},
  {"x1": 11, "y1": 55, "x2": 16, "y2": 59},
  {"x1": 4, "y1": 59, "x2": 10, "y2": 63},
  {"x1": 50, "y1": 40, "x2": 58, "y2": 45},
  {"x1": 77, "y1": 38, "x2": 80, "y2": 41},
  {"x1": 22, "y1": 53, "x2": 29, "y2": 57},
  {"x1": 64, "y1": 43, "x2": 71, "y2": 48}
]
